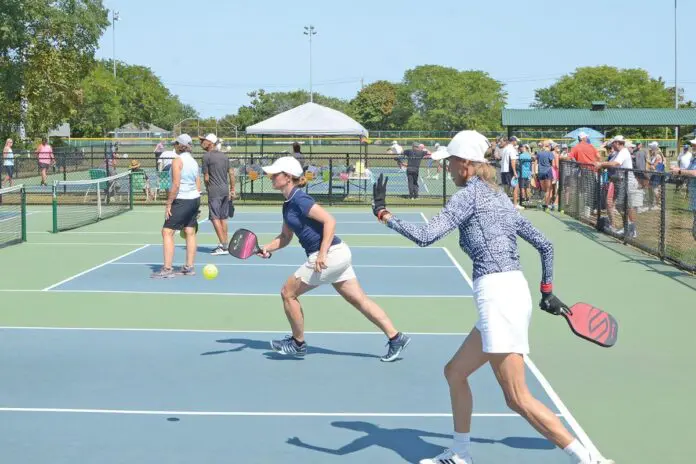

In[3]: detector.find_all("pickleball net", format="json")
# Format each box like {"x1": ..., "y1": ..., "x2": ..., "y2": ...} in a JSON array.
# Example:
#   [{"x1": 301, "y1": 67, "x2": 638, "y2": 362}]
[
  {"x1": 52, "y1": 170, "x2": 133, "y2": 232},
  {"x1": 0, "y1": 184, "x2": 27, "y2": 248}
]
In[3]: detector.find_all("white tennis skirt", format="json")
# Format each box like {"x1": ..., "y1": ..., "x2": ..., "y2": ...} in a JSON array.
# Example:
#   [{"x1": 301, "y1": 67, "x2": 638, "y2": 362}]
[
  {"x1": 295, "y1": 242, "x2": 356, "y2": 286},
  {"x1": 473, "y1": 270, "x2": 533, "y2": 355}
]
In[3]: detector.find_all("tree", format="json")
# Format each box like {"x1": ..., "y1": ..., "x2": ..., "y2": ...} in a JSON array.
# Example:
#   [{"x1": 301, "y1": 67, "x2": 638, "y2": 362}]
[
  {"x1": 70, "y1": 60, "x2": 198, "y2": 137},
  {"x1": 0, "y1": 0, "x2": 109, "y2": 140},
  {"x1": 401, "y1": 65, "x2": 506, "y2": 131},
  {"x1": 349, "y1": 81, "x2": 403, "y2": 130},
  {"x1": 533, "y1": 66, "x2": 676, "y2": 109}
]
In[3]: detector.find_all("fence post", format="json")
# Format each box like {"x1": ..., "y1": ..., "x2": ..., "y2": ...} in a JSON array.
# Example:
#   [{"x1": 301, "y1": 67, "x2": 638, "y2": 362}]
[
  {"x1": 328, "y1": 158, "x2": 333, "y2": 206},
  {"x1": 622, "y1": 169, "x2": 628, "y2": 244},
  {"x1": 659, "y1": 175, "x2": 666, "y2": 260},
  {"x1": 442, "y1": 160, "x2": 447, "y2": 207},
  {"x1": 558, "y1": 160, "x2": 564, "y2": 212},
  {"x1": 595, "y1": 168, "x2": 602, "y2": 230}
]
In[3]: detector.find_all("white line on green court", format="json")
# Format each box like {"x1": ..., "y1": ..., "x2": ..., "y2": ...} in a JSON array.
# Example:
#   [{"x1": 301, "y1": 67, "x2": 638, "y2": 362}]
[
  {"x1": 40, "y1": 244, "x2": 150, "y2": 291},
  {"x1": 0, "y1": 327, "x2": 470, "y2": 335},
  {"x1": 0, "y1": 408, "x2": 563, "y2": 418},
  {"x1": 39, "y1": 289, "x2": 473, "y2": 298},
  {"x1": 110, "y1": 262, "x2": 456, "y2": 269},
  {"x1": 27, "y1": 231, "x2": 410, "y2": 236}
]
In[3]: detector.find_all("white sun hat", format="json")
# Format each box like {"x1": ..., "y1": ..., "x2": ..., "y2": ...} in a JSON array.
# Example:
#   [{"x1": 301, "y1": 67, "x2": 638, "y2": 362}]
[
  {"x1": 262, "y1": 156, "x2": 304, "y2": 177},
  {"x1": 431, "y1": 130, "x2": 491, "y2": 162}
]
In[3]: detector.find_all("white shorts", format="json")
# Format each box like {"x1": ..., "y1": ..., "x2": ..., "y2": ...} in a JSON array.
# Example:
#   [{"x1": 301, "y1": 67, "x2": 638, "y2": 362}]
[
  {"x1": 473, "y1": 270, "x2": 533, "y2": 355},
  {"x1": 294, "y1": 242, "x2": 356, "y2": 286}
]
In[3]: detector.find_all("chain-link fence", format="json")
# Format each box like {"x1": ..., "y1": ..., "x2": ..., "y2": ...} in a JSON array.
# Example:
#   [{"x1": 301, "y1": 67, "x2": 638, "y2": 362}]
[{"x1": 559, "y1": 160, "x2": 695, "y2": 273}]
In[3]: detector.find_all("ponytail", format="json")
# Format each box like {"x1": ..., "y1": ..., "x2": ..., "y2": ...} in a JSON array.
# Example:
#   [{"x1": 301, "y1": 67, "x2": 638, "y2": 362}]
[
  {"x1": 293, "y1": 175, "x2": 307, "y2": 187},
  {"x1": 472, "y1": 162, "x2": 499, "y2": 191}
]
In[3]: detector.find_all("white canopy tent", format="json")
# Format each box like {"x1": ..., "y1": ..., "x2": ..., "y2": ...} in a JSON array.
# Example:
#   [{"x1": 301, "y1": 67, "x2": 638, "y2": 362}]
[{"x1": 245, "y1": 102, "x2": 368, "y2": 137}]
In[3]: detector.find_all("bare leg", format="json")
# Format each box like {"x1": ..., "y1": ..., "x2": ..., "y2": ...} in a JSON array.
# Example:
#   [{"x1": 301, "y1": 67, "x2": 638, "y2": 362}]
[
  {"x1": 184, "y1": 226, "x2": 196, "y2": 267},
  {"x1": 280, "y1": 275, "x2": 316, "y2": 342},
  {"x1": 332, "y1": 278, "x2": 398, "y2": 338},
  {"x1": 489, "y1": 352, "x2": 575, "y2": 448},
  {"x1": 444, "y1": 328, "x2": 489, "y2": 432},
  {"x1": 211, "y1": 218, "x2": 228, "y2": 246},
  {"x1": 162, "y1": 228, "x2": 176, "y2": 268}
]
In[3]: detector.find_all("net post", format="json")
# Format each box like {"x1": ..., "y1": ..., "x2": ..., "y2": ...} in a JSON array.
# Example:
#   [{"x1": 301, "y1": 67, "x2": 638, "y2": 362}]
[
  {"x1": 622, "y1": 169, "x2": 628, "y2": 245},
  {"x1": 21, "y1": 186, "x2": 27, "y2": 242},
  {"x1": 97, "y1": 181, "x2": 102, "y2": 220},
  {"x1": 52, "y1": 183, "x2": 58, "y2": 233},
  {"x1": 129, "y1": 170, "x2": 134, "y2": 210},
  {"x1": 595, "y1": 168, "x2": 602, "y2": 230}
]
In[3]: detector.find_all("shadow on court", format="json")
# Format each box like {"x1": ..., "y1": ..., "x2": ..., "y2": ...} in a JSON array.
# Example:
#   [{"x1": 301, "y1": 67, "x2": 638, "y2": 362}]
[
  {"x1": 552, "y1": 214, "x2": 696, "y2": 291},
  {"x1": 286, "y1": 421, "x2": 555, "y2": 462},
  {"x1": 200, "y1": 338, "x2": 383, "y2": 360}
]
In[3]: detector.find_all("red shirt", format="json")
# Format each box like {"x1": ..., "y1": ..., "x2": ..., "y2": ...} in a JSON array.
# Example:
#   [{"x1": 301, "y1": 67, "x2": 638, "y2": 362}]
[{"x1": 569, "y1": 141, "x2": 598, "y2": 166}]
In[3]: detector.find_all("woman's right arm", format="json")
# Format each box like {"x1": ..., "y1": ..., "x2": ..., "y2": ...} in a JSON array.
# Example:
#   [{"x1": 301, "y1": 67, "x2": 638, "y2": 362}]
[
  {"x1": 384, "y1": 191, "x2": 472, "y2": 247},
  {"x1": 263, "y1": 223, "x2": 294, "y2": 254}
]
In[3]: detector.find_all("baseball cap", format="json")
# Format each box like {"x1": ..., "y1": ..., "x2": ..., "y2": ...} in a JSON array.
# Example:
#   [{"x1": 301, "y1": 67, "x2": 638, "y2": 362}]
[
  {"x1": 689, "y1": 138, "x2": 696, "y2": 145},
  {"x1": 199, "y1": 133, "x2": 218, "y2": 144},
  {"x1": 431, "y1": 130, "x2": 490, "y2": 162},
  {"x1": 609, "y1": 135, "x2": 626, "y2": 144},
  {"x1": 262, "y1": 156, "x2": 304, "y2": 178},
  {"x1": 578, "y1": 131, "x2": 588, "y2": 140},
  {"x1": 175, "y1": 134, "x2": 192, "y2": 145}
]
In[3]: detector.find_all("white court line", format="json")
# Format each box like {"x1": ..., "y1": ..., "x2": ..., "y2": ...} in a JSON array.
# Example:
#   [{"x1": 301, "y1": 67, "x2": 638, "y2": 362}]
[
  {"x1": 22, "y1": 243, "x2": 424, "y2": 248},
  {"x1": 0, "y1": 408, "x2": 562, "y2": 418},
  {"x1": 111, "y1": 262, "x2": 456, "y2": 269},
  {"x1": 420, "y1": 212, "x2": 429, "y2": 223},
  {"x1": 440, "y1": 247, "x2": 474, "y2": 288},
  {"x1": 41, "y1": 245, "x2": 150, "y2": 291},
  {"x1": 524, "y1": 357, "x2": 601, "y2": 457},
  {"x1": 27, "y1": 232, "x2": 406, "y2": 236},
  {"x1": 0, "y1": 327, "x2": 470, "y2": 336},
  {"x1": 39, "y1": 289, "x2": 473, "y2": 298}
]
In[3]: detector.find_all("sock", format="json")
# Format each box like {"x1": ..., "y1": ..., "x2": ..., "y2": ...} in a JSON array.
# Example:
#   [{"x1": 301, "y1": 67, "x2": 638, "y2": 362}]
[
  {"x1": 389, "y1": 332, "x2": 401, "y2": 341},
  {"x1": 292, "y1": 337, "x2": 305, "y2": 346},
  {"x1": 563, "y1": 439, "x2": 591, "y2": 463},
  {"x1": 451, "y1": 432, "x2": 470, "y2": 457}
]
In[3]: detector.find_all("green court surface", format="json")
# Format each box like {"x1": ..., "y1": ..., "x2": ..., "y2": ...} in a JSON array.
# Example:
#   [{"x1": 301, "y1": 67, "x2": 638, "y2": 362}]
[{"x1": 1, "y1": 204, "x2": 694, "y2": 464}]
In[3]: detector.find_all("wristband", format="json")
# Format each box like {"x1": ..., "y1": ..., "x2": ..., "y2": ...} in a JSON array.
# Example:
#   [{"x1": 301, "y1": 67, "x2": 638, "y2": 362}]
[
  {"x1": 540, "y1": 283, "x2": 553, "y2": 294},
  {"x1": 377, "y1": 209, "x2": 390, "y2": 222}
]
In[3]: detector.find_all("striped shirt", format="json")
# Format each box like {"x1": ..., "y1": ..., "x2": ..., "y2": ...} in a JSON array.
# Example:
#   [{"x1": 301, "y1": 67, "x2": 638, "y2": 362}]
[{"x1": 386, "y1": 176, "x2": 554, "y2": 284}]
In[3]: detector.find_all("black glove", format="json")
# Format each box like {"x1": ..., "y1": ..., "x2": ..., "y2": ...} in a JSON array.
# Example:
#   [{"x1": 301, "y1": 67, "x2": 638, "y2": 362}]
[
  {"x1": 539, "y1": 291, "x2": 568, "y2": 316},
  {"x1": 372, "y1": 173, "x2": 389, "y2": 219}
]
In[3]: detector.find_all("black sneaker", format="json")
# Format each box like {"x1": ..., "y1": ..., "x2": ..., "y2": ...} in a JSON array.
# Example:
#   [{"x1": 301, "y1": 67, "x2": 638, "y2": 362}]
[{"x1": 381, "y1": 333, "x2": 411, "y2": 362}]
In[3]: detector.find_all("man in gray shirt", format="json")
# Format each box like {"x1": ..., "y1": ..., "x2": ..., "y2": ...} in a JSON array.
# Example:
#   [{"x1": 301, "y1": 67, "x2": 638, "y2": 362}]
[{"x1": 200, "y1": 133, "x2": 236, "y2": 255}]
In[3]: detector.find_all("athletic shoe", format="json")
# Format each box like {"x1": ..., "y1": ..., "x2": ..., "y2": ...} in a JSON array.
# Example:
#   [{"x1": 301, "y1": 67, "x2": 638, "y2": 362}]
[
  {"x1": 419, "y1": 448, "x2": 473, "y2": 464},
  {"x1": 270, "y1": 335, "x2": 307, "y2": 357},
  {"x1": 150, "y1": 267, "x2": 175, "y2": 279},
  {"x1": 381, "y1": 332, "x2": 411, "y2": 362},
  {"x1": 177, "y1": 265, "x2": 196, "y2": 276},
  {"x1": 211, "y1": 245, "x2": 227, "y2": 256}
]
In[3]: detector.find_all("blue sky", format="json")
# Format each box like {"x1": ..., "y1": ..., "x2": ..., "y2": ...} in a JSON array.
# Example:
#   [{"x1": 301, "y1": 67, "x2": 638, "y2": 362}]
[{"x1": 96, "y1": 0, "x2": 695, "y2": 119}]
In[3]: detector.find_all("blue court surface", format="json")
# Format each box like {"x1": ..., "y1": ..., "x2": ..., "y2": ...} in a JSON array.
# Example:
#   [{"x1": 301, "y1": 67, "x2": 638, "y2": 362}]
[
  {"x1": 199, "y1": 211, "x2": 427, "y2": 235},
  {"x1": 0, "y1": 328, "x2": 575, "y2": 464},
  {"x1": 45, "y1": 244, "x2": 473, "y2": 297}
]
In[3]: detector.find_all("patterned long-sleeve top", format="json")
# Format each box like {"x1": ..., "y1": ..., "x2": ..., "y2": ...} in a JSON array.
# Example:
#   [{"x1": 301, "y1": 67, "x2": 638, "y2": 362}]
[{"x1": 386, "y1": 176, "x2": 554, "y2": 284}]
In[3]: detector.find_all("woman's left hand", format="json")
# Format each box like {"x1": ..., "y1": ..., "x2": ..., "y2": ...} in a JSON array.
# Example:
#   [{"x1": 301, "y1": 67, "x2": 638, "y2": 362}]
[
  {"x1": 314, "y1": 252, "x2": 328, "y2": 272},
  {"x1": 165, "y1": 203, "x2": 172, "y2": 219}
]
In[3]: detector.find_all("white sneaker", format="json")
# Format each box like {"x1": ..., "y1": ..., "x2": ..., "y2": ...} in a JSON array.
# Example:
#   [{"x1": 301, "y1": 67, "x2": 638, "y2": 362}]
[{"x1": 419, "y1": 448, "x2": 473, "y2": 464}]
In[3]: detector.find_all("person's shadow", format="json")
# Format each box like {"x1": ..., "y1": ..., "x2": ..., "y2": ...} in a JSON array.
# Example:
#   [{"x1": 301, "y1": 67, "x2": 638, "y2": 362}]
[
  {"x1": 201, "y1": 338, "x2": 382, "y2": 360},
  {"x1": 287, "y1": 421, "x2": 554, "y2": 463}
]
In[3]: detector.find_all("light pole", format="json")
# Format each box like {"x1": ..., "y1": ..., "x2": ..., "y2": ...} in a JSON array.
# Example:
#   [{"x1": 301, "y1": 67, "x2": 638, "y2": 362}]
[
  {"x1": 303, "y1": 25, "x2": 317, "y2": 102},
  {"x1": 112, "y1": 10, "x2": 120, "y2": 78}
]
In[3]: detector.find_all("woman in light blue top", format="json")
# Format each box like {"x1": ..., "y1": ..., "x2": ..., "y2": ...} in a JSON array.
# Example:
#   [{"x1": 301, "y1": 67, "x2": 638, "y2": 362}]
[{"x1": 152, "y1": 134, "x2": 201, "y2": 279}]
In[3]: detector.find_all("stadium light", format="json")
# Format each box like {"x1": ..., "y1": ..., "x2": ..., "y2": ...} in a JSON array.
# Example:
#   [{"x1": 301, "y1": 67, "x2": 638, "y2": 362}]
[
  {"x1": 112, "y1": 10, "x2": 120, "y2": 78},
  {"x1": 303, "y1": 25, "x2": 317, "y2": 103}
]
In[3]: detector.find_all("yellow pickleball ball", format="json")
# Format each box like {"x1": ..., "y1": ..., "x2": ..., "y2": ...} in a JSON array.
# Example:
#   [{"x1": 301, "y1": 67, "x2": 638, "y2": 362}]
[{"x1": 202, "y1": 264, "x2": 218, "y2": 280}]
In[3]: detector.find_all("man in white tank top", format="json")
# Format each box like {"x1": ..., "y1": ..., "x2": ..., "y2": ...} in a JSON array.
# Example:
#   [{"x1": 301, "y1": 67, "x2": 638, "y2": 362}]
[{"x1": 152, "y1": 134, "x2": 202, "y2": 278}]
